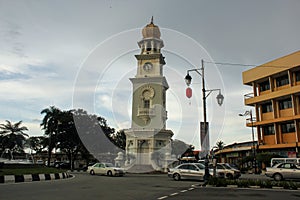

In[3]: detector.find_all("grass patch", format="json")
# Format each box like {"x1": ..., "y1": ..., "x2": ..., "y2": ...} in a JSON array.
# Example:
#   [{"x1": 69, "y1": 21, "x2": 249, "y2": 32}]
[{"x1": 0, "y1": 167, "x2": 65, "y2": 176}]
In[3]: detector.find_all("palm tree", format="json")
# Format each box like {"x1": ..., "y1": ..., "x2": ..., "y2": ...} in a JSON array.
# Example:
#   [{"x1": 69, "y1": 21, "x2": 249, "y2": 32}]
[
  {"x1": 0, "y1": 120, "x2": 29, "y2": 156},
  {"x1": 40, "y1": 106, "x2": 62, "y2": 166},
  {"x1": 214, "y1": 141, "x2": 225, "y2": 151}
]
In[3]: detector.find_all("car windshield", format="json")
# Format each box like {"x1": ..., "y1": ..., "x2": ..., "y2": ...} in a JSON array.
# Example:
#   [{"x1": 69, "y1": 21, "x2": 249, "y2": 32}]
[
  {"x1": 195, "y1": 163, "x2": 205, "y2": 169},
  {"x1": 222, "y1": 164, "x2": 232, "y2": 169}
]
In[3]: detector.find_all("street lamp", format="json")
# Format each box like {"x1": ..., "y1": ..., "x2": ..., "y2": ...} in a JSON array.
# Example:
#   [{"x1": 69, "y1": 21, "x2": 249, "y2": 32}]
[
  {"x1": 184, "y1": 59, "x2": 224, "y2": 182},
  {"x1": 239, "y1": 110, "x2": 257, "y2": 174}
]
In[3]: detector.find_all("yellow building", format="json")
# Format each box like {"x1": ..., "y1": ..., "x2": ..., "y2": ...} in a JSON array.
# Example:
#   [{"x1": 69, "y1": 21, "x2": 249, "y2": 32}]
[{"x1": 242, "y1": 50, "x2": 300, "y2": 157}]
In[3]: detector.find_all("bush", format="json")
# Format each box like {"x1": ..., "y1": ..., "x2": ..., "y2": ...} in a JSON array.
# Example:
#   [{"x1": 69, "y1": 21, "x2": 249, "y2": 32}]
[
  {"x1": 259, "y1": 180, "x2": 273, "y2": 188},
  {"x1": 206, "y1": 177, "x2": 300, "y2": 190}
]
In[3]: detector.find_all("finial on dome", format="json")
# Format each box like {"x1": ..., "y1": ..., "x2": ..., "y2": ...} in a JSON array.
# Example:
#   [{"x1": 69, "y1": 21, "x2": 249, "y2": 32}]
[{"x1": 142, "y1": 17, "x2": 161, "y2": 39}]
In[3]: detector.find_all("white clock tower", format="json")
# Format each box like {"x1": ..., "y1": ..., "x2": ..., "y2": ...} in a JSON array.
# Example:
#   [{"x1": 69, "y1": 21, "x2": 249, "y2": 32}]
[{"x1": 124, "y1": 18, "x2": 174, "y2": 172}]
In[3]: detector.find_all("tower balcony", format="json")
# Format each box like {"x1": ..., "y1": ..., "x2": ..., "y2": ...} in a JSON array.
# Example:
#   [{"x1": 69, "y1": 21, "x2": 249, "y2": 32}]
[{"x1": 137, "y1": 107, "x2": 156, "y2": 117}]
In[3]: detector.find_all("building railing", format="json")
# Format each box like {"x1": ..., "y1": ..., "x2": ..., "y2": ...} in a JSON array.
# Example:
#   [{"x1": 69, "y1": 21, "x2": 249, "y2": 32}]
[
  {"x1": 137, "y1": 107, "x2": 156, "y2": 117},
  {"x1": 244, "y1": 92, "x2": 254, "y2": 100},
  {"x1": 246, "y1": 117, "x2": 257, "y2": 124}
]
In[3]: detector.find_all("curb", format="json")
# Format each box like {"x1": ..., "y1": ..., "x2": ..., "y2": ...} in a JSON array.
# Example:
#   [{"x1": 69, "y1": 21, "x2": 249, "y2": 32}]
[
  {"x1": 198, "y1": 184, "x2": 300, "y2": 190},
  {"x1": 0, "y1": 172, "x2": 72, "y2": 184}
]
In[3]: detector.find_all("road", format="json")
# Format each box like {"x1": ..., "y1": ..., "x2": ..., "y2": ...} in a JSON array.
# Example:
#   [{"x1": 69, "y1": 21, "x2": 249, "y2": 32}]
[{"x1": 0, "y1": 172, "x2": 299, "y2": 200}]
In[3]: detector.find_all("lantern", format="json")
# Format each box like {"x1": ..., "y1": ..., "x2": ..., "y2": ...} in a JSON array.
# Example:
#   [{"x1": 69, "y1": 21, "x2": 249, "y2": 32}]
[{"x1": 186, "y1": 87, "x2": 192, "y2": 98}]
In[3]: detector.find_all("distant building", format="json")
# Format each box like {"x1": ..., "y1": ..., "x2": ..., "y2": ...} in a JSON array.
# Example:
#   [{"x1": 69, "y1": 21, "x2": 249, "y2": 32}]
[
  {"x1": 242, "y1": 50, "x2": 300, "y2": 157},
  {"x1": 215, "y1": 141, "x2": 256, "y2": 166}
]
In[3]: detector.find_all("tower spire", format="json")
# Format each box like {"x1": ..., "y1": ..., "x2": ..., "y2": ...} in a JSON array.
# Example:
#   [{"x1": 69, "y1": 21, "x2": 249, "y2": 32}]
[{"x1": 151, "y1": 16, "x2": 153, "y2": 24}]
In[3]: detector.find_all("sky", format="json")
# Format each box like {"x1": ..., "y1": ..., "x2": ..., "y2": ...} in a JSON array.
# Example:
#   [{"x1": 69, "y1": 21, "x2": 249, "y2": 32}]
[{"x1": 0, "y1": 0, "x2": 299, "y2": 151}]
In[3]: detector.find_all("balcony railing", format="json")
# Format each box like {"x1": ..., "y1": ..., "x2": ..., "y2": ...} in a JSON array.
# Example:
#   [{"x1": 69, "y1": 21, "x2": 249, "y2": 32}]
[
  {"x1": 246, "y1": 117, "x2": 256, "y2": 124},
  {"x1": 137, "y1": 107, "x2": 156, "y2": 117},
  {"x1": 244, "y1": 92, "x2": 254, "y2": 100}
]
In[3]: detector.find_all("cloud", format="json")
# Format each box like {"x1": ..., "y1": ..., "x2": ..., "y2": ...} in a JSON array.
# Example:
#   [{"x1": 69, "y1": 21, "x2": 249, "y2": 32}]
[{"x1": 0, "y1": 69, "x2": 30, "y2": 80}]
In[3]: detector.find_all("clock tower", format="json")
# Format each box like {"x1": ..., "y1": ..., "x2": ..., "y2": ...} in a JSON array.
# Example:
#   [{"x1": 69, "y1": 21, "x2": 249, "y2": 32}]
[{"x1": 124, "y1": 18, "x2": 174, "y2": 172}]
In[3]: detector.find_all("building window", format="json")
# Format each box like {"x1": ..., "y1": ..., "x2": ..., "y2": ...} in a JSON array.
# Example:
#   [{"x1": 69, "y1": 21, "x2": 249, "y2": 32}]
[
  {"x1": 276, "y1": 74, "x2": 289, "y2": 87},
  {"x1": 261, "y1": 102, "x2": 273, "y2": 113},
  {"x1": 296, "y1": 71, "x2": 300, "y2": 82},
  {"x1": 279, "y1": 97, "x2": 292, "y2": 110},
  {"x1": 144, "y1": 100, "x2": 150, "y2": 108},
  {"x1": 259, "y1": 80, "x2": 270, "y2": 92},
  {"x1": 281, "y1": 122, "x2": 295, "y2": 133},
  {"x1": 262, "y1": 125, "x2": 275, "y2": 135}
]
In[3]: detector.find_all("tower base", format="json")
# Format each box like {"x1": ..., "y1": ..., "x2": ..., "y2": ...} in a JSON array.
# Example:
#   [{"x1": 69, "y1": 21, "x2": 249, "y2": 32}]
[{"x1": 123, "y1": 128, "x2": 174, "y2": 173}]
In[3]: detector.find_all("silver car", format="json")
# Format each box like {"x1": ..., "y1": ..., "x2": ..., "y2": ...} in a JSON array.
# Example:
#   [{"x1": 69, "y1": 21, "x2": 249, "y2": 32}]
[
  {"x1": 210, "y1": 163, "x2": 241, "y2": 179},
  {"x1": 265, "y1": 162, "x2": 300, "y2": 181},
  {"x1": 168, "y1": 163, "x2": 211, "y2": 181}
]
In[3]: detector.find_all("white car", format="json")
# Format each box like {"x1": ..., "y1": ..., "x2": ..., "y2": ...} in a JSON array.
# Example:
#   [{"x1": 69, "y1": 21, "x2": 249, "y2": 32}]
[
  {"x1": 209, "y1": 163, "x2": 241, "y2": 179},
  {"x1": 265, "y1": 162, "x2": 300, "y2": 181},
  {"x1": 168, "y1": 163, "x2": 211, "y2": 181},
  {"x1": 87, "y1": 162, "x2": 125, "y2": 176}
]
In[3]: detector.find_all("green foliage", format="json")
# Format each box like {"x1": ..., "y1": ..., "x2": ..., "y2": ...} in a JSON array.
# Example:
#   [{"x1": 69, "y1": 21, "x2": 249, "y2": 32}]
[
  {"x1": 206, "y1": 177, "x2": 300, "y2": 190},
  {"x1": 256, "y1": 152, "x2": 282, "y2": 167},
  {"x1": 0, "y1": 166, "x2": 65, "y2": 176},
  {"x1": 236, "y1": 180, "x2": 249, "y2": 187},
  {"x1": 259, "y1": 180, "x2": 273, "y2": 188},
  {"x1": 0, "y1": 120, "x2": 29, "y2": 154},
  {"x1": 40, "y1": 106, "x2": 124, "y2": 167},
  {"x1": 214, "y1": 141, "x2": 225, "y2": 151},
  {"x1": 25, "y1": 136, "x2": 47, "y2": 153}
]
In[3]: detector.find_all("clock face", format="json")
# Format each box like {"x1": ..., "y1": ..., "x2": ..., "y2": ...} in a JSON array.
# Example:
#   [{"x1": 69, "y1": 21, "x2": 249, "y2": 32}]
[{"x1": 143, "y1": 62, "x2": 153, "y2": 71}]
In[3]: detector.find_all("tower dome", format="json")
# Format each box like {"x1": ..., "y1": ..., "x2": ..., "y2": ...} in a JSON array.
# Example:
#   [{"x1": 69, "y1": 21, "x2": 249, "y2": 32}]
[{"x1": 142, "y1": 17, "x2": 161, "y2": 39}]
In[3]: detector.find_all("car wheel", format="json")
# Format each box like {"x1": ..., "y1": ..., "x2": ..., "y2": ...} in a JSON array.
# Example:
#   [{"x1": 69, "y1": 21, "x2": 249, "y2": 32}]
[
  {"x1": 173, "y1": 173, "x2": 181, "y2": 181},
  {"x1": 226, "y1": 173, "x2": 233, "y2": 179},
  {"x1": 274, "y1": 173, "x2": 283, "y2": 181},
  {"x1": 90, "y1": 170, "x2": 95, "y2": 175},
  {"x1": 107, "y1": 171, "x2": 113, "y2": 176}
]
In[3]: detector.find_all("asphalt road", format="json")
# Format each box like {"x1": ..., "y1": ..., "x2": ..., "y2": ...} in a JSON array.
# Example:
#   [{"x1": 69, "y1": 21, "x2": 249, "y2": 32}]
[{"x1": 0, "y1": 172, "x2": 299, "y2": 200}]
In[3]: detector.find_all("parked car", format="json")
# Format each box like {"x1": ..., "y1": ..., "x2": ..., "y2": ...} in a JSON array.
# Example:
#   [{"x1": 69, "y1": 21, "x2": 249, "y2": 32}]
[
  {"x1": 54, "y1": 161, "x2": 71, "y2": 169},
  {"x1": 265, "y1": 162, "x2": 300, "y2": 181},
  {"x1": 168, "y1": 163, "x2": 211, "y2": 181},
  {"x1": 82, "y1": 162, "x2": 96, "y2": 171},
  {"x1": 35, "y1": 160, "x2": 44, "y2": 165},
  {"x1": 87, "y1": 162, "x2": 125, "y2": 176},
  {"x1": 210, "y1": 163, "x2": 241, "y2": 179}
]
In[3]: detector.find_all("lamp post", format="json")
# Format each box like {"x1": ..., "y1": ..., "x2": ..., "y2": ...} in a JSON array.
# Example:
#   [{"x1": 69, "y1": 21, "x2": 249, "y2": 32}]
[
  {"x1": 185, "y1": 59, "x2": 224, "y2": 182},
  {"x1": 239, "y1": 110, "x2": 257, "y2": 174}
]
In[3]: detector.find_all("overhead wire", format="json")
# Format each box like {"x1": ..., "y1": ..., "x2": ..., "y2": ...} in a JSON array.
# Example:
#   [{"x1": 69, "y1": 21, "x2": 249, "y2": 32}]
[{"x1": 204, "y1": 60, "x2": 295, "y2": 69}]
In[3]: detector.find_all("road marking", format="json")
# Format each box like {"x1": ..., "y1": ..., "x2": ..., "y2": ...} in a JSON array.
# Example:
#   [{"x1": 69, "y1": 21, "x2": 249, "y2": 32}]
[
  {"x1": 158, "y1": 186, "x2": 196, "y2": 199},
  {"x1": 157, "y1": 196, "x2": 168, "y2": 200}
]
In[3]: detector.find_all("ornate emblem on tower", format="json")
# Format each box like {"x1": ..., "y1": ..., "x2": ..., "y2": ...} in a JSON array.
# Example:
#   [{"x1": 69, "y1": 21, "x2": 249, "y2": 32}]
[{"x1": 123, "y1": 18, "x2": 174, "y2": 172}]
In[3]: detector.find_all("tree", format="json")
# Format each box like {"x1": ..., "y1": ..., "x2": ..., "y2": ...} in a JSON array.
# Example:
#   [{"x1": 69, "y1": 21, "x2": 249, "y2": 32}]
[
  {"x1": 72, "y1": 109, "x2": 119, "y2": 154},
  {"x1": 56, "y1": 109, "x2": 83, "y2": 170},
  {"x1": 40, "y1": 106, "x2": 62, "y2": 166},
  {"x1": 107, "y1": 129, "x2": 126, "y2": 150},
  {"x1": 214, "y1": 141, "x2": 225, "y2": 151},
  {"x1": 0, "y1": 120, "x2": 29, "y2": 155},
  {"x1": 256, "y1": 152, "x2": 282, "y2": 168},
  {"x1": 25, "y1": 136, "x2": 47, "y2": 154}
]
